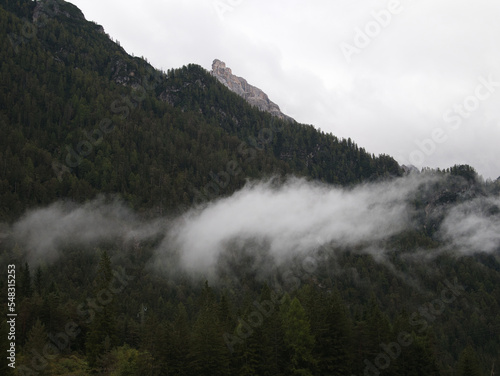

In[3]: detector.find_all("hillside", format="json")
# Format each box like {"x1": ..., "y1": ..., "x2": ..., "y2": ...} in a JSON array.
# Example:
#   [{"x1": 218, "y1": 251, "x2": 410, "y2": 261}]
[
  {"x1": 0, "y1": 0, "x2": 401, "y2": 222},
  {"x1": 0, "y1": 1, "x2": 499, "y2": 375}
]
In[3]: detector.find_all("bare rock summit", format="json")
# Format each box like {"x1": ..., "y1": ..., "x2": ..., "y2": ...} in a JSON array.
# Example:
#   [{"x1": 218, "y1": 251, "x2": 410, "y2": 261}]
[{"x1": 211, "y1": 59, "x2": 294, "y2": 122}]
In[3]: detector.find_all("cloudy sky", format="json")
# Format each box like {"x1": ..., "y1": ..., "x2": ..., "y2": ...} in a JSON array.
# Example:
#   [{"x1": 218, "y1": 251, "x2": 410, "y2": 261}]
[{"x1": 70, "y1": 0, "x2": 500, "y2": 179}]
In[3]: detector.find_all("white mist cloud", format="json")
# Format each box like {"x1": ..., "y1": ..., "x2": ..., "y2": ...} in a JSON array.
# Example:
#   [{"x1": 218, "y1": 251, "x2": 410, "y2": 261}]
[
  {"x1": 12, "y1": 196, "x2": 163, "y2": 264},
  {"x1": 439, "y1": 197, "x2": 500, "y2": 255},
  {"x1": 158, "y1": 176, "x2": 431, "y2": 273},
  {"x1": 7, "y1": 174, "x2": 499, "y2": 274}
]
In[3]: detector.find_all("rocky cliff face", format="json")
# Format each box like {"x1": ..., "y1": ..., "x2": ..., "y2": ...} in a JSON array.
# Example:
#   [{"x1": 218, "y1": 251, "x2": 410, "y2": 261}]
[{"x1": 211, "y1": 59, "x2": 294, "y2": 122}]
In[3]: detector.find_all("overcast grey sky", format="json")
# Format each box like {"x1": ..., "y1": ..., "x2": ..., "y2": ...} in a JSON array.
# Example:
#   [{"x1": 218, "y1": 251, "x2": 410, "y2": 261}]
[{"x1": 70, "y1": 0, "x2": 500, "y2": 179}]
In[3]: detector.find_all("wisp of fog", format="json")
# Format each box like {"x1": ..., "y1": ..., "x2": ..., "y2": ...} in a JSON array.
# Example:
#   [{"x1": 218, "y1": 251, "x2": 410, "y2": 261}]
[
  {"x1": 3, "y1": 174, "x2": 498, "y2": 273},
  {"x1": 158, "y1": 176, "x2": 425, "y2": 273},
  {"x1": 439, "y1": 196, "x2": 500, "y2": 255},
  {"x1": 10, "y1": 196, "x2": 164, "y2": 264}
]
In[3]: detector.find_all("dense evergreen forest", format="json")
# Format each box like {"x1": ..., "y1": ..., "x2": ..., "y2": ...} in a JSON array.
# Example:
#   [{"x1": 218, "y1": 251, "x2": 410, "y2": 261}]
[{"x1": 0, "y1": 1, "x2": 499, "y2": 375}]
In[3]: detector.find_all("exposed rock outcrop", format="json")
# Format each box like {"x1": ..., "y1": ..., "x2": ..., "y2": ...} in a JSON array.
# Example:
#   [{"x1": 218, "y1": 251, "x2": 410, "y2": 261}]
[{"x1": 211, "y1": 59, "x2": 294, "y2": 122}]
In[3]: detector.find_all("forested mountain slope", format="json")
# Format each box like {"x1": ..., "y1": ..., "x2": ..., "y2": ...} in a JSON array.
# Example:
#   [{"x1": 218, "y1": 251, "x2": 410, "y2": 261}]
[
  {"x1": 0, "y1": 1, "x2": 499, "y2": 376},
  {"x1": 0, "y1": 0, "x2": 400, "y2": 221}
]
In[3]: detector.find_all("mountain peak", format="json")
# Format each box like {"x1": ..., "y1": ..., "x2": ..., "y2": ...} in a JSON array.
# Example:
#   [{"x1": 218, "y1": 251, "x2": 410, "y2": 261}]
[
  {"x1": 211, "y1": 59, "x2": 294, "y2": 122},
  {"x1": 212, "y1": 59, "x2": 231, "y2": 75}
]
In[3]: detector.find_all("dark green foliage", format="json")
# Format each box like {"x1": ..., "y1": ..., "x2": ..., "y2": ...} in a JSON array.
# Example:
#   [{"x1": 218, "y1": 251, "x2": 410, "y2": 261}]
[
  {"x1": 34, "y1": 265, "x2": 43, "y2": 296},
  {"x1": 187, "y1": 282, "x2": 231, "y2": 375},
  {"x1": 447, "y1": 164, "x2": 478, "y2": 183},
  {"x1": 20, "y1": 261, "x2": 33, "y2": 299},
  {"x1": 22, "y1": 318, "x2": 49, "y2": 376},
  {"x1": 85, "y1": 250, "x2": 117, "y2": 368},
  {"x1": 280, "y1": 296, "x2": 316, "y2": 375},
  {"x1": 456, "y1": 345, "x2": 483, "y2": 376},
  {"x1": 1, "y1": 238, "x2": 499, "y2": 375}
]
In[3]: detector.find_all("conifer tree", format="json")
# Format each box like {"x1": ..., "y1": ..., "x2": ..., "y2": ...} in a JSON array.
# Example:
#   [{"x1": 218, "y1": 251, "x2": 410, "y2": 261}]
[
  {"x1": 321, "y1": 288, "x2": 353, "y2": 375},
  {"x1": 20, "y1": 262, "x2": 33, "y2": 299},
  {"x1": 22, "y1": 319, "x2": 49, "y2": 376},
  {"x1": 85, "y1": 250, "x2": 117, "y2": 368},
  {"x1": 280, "y1": 296, "x2": 316, "y2": 375},
  {"x1": 188, "y1": 282, "x2": 231, "y2": 376},
  {"x1": 457, "y1": 345, "x2": 482, "y2": 376},
  {"x1": 34, "y1": 266, "x2": 43, "y2": 296}
]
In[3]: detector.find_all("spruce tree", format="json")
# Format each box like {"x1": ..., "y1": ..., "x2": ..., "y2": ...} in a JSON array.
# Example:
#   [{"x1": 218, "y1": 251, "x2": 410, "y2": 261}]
[
  {"x1": 457, "y1": 345, "x2": 482, "y2": 376},
  {"x1": 280, "y1": 296, "x2": 316, "y2": 375},
  {"x1": 85, "y1": 250, "x2": 117, "y2": 368},
  {"x1": 20, "y1": 262, "x2": 33, "y2": 299},
  {"x1": 321, "y1": 288, "x2": 353, "y2": 375},
  {"x1": 188, "y1": 282, "x2": 231, "y2": 376},
  {"x1": 22, "y1": 319, "x2": 49, "y2": 376}
]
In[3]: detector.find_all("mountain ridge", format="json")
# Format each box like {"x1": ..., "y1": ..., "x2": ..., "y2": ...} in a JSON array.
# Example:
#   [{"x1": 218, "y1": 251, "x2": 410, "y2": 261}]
[
  {"x1": 0, "y1": 2, "x2": 499, "y2": 375},
  {"x1": 211, "y1": 59, "x2": 295, "y2": 122},
  {"x1": 0, "y1": 0, "x2": 402, "y2": 221}
]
